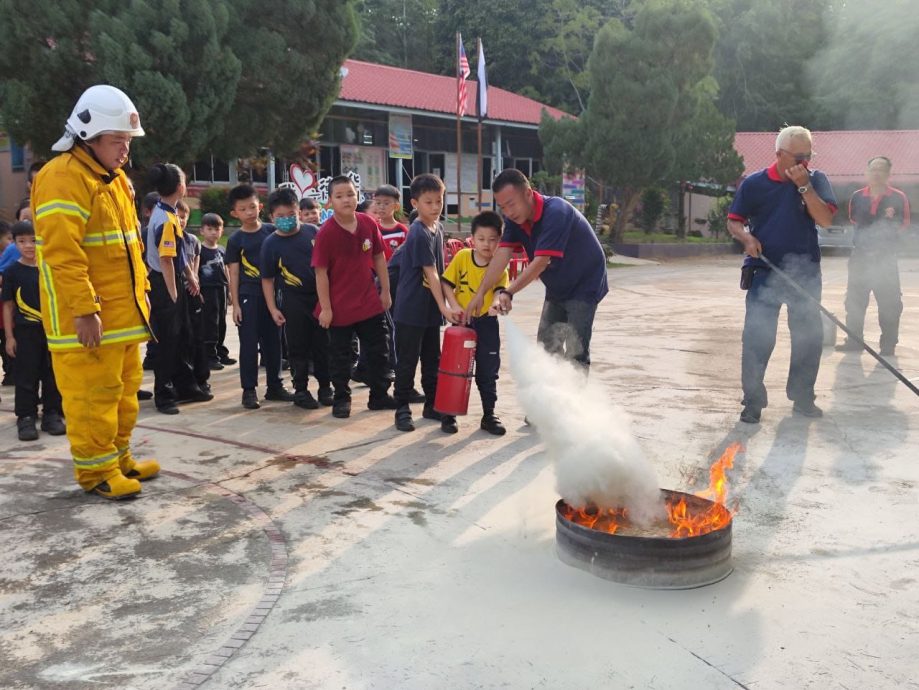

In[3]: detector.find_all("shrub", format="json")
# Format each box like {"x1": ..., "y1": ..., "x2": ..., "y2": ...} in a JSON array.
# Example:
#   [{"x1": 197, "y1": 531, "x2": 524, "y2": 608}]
[
  {"x1": 199, "y1": 186, "x2": 233, "y2": 225},
  {"x1": 706, "y1": 195, "x2": 733, "y2": 239},
  {"x1": 639, "y1": 187, "x2": 668, "y2": 233}
]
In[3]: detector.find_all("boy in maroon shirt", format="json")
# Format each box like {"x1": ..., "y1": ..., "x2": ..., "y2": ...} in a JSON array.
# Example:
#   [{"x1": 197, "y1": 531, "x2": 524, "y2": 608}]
[{"x1": 312, "y1": 176, "x2": 398, "y2": 418}]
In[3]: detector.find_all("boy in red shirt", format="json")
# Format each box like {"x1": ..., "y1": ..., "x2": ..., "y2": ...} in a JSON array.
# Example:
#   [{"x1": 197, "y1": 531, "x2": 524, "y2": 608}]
[
  {"x1": 312, "y1": 176, "x2": 398, "y2": 418},
  {"x1": 373, "y1": 184, "x2": 408, "y2": 260}
]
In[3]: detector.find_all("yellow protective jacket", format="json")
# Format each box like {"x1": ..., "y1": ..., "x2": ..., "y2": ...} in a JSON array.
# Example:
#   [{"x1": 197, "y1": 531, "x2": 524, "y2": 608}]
[{"x1": 31, "y1": 146, "x2": 151, "y2": 351}]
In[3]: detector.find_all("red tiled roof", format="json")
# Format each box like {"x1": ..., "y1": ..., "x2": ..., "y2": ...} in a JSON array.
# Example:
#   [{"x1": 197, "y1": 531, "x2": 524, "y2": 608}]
[
  {"x1": 339, "y1": 59, "x2": 570, "y2": 126},
  {"x1": 735, "y1": 130, "x2": 919, "y2": 185}
]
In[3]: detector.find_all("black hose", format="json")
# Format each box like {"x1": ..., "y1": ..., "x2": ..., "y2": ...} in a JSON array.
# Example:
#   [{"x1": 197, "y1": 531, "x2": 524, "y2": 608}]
[{"x1": 758, "y1": 254, "x2": 919, "y2": 398}]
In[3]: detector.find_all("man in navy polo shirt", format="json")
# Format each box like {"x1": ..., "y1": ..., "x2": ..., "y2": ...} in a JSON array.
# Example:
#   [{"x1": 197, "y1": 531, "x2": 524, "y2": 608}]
[
  {"x1": 465, "y1": 168, "x2": 608, "y2": 369},
  {"x1": 727, "y1": 126, "x2": 838, "y2": 424},
  {"x1": 837, "y1": 156, "x2": 910, "y2": 356}
]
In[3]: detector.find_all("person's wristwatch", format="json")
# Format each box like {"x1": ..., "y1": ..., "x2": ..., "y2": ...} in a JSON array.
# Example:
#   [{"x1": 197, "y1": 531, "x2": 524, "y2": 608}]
[{"x1": 798, "y1": 184, "x2": 811, "y2": 194}]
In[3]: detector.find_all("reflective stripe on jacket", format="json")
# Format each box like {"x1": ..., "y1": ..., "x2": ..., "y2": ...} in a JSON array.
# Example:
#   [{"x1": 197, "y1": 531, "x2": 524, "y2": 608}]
[{"x1": 31, "y1": 146, "x2": 151, "y2": 351}]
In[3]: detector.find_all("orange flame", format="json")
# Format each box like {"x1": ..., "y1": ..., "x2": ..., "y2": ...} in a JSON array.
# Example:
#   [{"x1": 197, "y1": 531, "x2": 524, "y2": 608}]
[
  {"x1": 560, "y1": 504, "x2": 628, "y2": 534},
  {"x1": 562, "y1": 443, "x2": 742, "y2": 539}
]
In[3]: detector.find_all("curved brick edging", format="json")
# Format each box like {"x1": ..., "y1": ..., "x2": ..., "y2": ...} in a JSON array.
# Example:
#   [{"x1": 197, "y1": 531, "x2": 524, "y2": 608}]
[
  {"x1": 168, "y1": 470, "x2": 289, "y2": 689},
  {"x1": 0, "y1": 452, "x2": 289, "y2": 690}
]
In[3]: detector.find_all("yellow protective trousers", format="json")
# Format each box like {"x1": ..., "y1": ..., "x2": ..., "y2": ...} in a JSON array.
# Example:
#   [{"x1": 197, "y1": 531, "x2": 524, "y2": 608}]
[{"x1": 52, "y1": 343, "x2": 144, "y2": 491}]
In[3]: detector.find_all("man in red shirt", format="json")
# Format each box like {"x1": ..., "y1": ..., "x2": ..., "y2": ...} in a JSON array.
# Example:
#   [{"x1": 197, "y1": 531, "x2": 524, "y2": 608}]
[
  {"x1": 838, "y1": 156, "x2": 910, "y2": 356},
  {"x1": 312, "y1": 176, "x2": 398, "y2": 418}
]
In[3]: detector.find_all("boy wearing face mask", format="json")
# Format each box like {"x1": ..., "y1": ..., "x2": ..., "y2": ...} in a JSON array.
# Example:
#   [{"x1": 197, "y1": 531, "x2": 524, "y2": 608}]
[{"x1": 260, "y1": 188, "x2": 332, "y2": 409}]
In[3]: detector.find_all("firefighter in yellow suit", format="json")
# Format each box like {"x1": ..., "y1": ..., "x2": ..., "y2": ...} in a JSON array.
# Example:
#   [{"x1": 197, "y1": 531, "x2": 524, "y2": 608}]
[{"x1": 31, "y1": 85, "x2": 160, "y2": 499}]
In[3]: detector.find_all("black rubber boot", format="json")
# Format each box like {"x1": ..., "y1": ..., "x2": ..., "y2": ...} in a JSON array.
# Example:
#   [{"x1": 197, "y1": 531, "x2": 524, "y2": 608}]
[
  {"x1": 17, "y1": 416, "x2": 38, "y2": 442},
  {"x1": 40, "y1": 413, "x2": 67, "y2": 436},
  {"x1": 480, "y1": 412, "x2": 506, "y2": 436},
  {"x1": 395, "y1": 405, "x2": 415, "y2": 432},
  {"x1": 293, "y1": 390, "x2": 319, "y2": 409},
  {"x1": 441, "y1": 415, "x2": 458, "y2": 434},
  {"x1": 242, "y1": 389, "x2": 260, "y2": 409}
]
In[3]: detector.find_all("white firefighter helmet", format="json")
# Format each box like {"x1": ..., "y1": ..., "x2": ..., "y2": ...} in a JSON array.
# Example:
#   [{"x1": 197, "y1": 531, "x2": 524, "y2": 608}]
[{"x1": 51, "y1": 85, "x2": 145, "y2": 152}]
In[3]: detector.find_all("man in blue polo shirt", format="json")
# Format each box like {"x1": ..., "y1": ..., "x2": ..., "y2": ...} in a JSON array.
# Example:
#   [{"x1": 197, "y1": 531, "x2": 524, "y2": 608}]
[
  {"x1": 727, "y1": 125, "x2": 838, "y2": 424},
  {"x1": 465, "y1": 168, "x2": 608, "y2": 369}
]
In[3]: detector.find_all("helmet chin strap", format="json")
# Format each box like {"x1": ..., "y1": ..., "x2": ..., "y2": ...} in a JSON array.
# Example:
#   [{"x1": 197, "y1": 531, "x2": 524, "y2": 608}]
[{"x1": 75, "y1": 139, "x2": 119, "y2": 183}]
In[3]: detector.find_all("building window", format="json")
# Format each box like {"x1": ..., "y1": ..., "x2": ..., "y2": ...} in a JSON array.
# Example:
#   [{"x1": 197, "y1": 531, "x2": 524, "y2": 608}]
[
  {"x1": 213, "y1": 158, "x2": 230, "y2": 183},
  {"x1": 319, "y1": 145, "x2": 340, "y2": 179},
  {"x1": 191, "y1": 155, "x2": 231, "y2": 184},
  {"x1": 192, "y1": 160, "x2": 211, "y2": 183},
  {"x1": 234, "y1": 156, "x2": 269, "y2": 185},
  {"x1": 322, "y1": 115, "x2": 387, "y2": 147},
  {"x1": 513, "y1": 158, "x2": 532, "y2": 177},
  {"x1": 482, "y1": 157, "x2": 493, "y2": 189},
  {"x1": 10, "y1": 140, "x2": 25, "y2": 172}
]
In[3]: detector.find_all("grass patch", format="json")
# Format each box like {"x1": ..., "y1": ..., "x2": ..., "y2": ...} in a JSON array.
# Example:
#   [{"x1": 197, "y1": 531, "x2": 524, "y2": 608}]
[{"x1": 621, "y1": 231, "x2": 728, "y2": 244}]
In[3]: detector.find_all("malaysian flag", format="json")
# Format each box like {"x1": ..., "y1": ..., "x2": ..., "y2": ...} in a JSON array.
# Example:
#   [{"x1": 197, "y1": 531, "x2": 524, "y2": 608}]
[{"x1": 457, "y1": 34, "x2": 471, "y2": 117}]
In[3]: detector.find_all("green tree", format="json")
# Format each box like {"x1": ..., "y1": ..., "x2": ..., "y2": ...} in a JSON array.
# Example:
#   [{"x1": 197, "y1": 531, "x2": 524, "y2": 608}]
[
  {"x1": 639, "y1": 187, "x2": 667, "y2": 233},
  {"x1": 710, "y1": 0, "x2": 832, "y2": 131},
  {"x1": 434, "y1": 0, "x2": 629, "y2": 114},
  {"x1": 435, "y1": 0, "x2": 554, "y2": 102},
  {"x1": 213, "y1": 0, "x2": 358, "y2": 160},
  {"x1": 0, "y1": 0, "x2": 111, "y2": 155},
  {"x1": 353, "y1": 0, "x2": 439, "y2": 71},
  {"x1": 89, "y1": 0, "x2": 241, "y2": 164},
  {"x1": 541, "y1": 0, "x2": 739, "y2": 243},
  {"x1": 0, "y1": 0, "x2": 358, "y2": 164},
  {"x1": 810, "y1": 0, "x2": 919, "y2": 129},
  {"x1": 706, "y1": 195, "x2": 732, "y2": 239}
]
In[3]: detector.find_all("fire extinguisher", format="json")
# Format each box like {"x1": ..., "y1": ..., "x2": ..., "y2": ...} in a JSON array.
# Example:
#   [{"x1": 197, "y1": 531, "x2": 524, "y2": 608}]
[{"x1": 434, "y1": 325, "x2": 477, "y2": 416}]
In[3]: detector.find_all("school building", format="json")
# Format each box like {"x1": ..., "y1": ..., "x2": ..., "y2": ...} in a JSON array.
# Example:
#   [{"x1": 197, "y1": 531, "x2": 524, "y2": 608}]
[
  {"x1": 187, "y1": 59, "x2": 570, "y2": 215},
  {"x1": 0, "y1": 134, "x2": 31, "y2": 222}
]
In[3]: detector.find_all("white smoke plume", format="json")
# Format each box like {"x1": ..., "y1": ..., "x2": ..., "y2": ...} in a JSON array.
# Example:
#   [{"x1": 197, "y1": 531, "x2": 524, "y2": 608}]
[{"x1": 505, "y1": 320, "x2": 664, "y2": 524}]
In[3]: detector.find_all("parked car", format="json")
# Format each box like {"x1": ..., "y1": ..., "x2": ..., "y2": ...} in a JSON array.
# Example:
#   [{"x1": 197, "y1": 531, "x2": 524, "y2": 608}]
[{"x1": 817, "y1": 224, "x2": 854, "y2": 251}]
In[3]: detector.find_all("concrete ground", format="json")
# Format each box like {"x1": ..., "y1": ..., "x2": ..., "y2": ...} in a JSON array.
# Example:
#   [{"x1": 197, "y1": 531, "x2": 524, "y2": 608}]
[{"x1": 1, "y1": 254, "x2": 917, "y2": 690}]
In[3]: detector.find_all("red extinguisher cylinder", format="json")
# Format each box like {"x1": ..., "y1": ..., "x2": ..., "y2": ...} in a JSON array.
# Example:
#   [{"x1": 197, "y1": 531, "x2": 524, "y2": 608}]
[{"x1": 434, "y1": 325, "x2": 477, "y2": 416}]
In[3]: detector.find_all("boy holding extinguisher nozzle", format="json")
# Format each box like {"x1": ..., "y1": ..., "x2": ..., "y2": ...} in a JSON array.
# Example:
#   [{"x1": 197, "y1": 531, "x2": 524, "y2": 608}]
[
  {"x1": 392, "y1": 174, "x2": 462, "y2": 434},
  {"x1": 441, "y1": 211, "x2": 509, "y2": 436}
]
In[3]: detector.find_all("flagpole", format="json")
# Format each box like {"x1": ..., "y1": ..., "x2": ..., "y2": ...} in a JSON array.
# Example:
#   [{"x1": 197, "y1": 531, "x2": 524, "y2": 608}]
[
  {"x1": 455, "y1": 31, "x2": 463, "y2": 235},
  {"x1": 476, "y1": 37, "x2": 483, "y2": 213}
]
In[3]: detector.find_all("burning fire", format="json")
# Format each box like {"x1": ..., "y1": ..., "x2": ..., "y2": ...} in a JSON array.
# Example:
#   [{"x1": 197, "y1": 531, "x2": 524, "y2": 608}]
[{"x1": 561, "y1": 443, "x2": 742, "y2": 539}]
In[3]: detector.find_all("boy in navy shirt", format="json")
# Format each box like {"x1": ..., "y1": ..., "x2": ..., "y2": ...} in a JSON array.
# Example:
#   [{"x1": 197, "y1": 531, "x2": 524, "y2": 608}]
[
  {"x1": 299, "y1": 197, "x2": 321, "y2": 226},
  {"x1": 260, "y1": 188, "x2": 332, "y2": 409},
  {"x1": 727, "y1": 125, "x2": 837, "y2": 423},
  {"x1": 392, "y1": 174, "x2": 462, "y2": 433},
  {"x1": 177, "y1": 199, "x2": 210, "y2": 394},
  {"x1": 1, "y1": 221, "x2": 65, "y2": 441},
  {"x1": 198, "y1": 213, "x2": 234, "y2": 369},
  {"x1": 312, "y1": 176, "x2": 397, "y2": 418},
  {"x1": 226, "y1": 184, "x2": 293, "y2": 409},
  {"x1": 0, "y1": 220, "x2": 13, "y2": 386}
]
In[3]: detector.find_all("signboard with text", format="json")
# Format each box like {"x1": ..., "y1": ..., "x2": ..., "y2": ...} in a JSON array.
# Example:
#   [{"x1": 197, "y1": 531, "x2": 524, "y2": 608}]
[
  {"x1": 562, "y1": 170, "x2": 586, "y2": 211},
  {"x1": 388, "y1": 114, "x2": 413, "y2": 159},
  {"x1": 285, "y1": 164, "x2": 367, "y2": 224}
]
